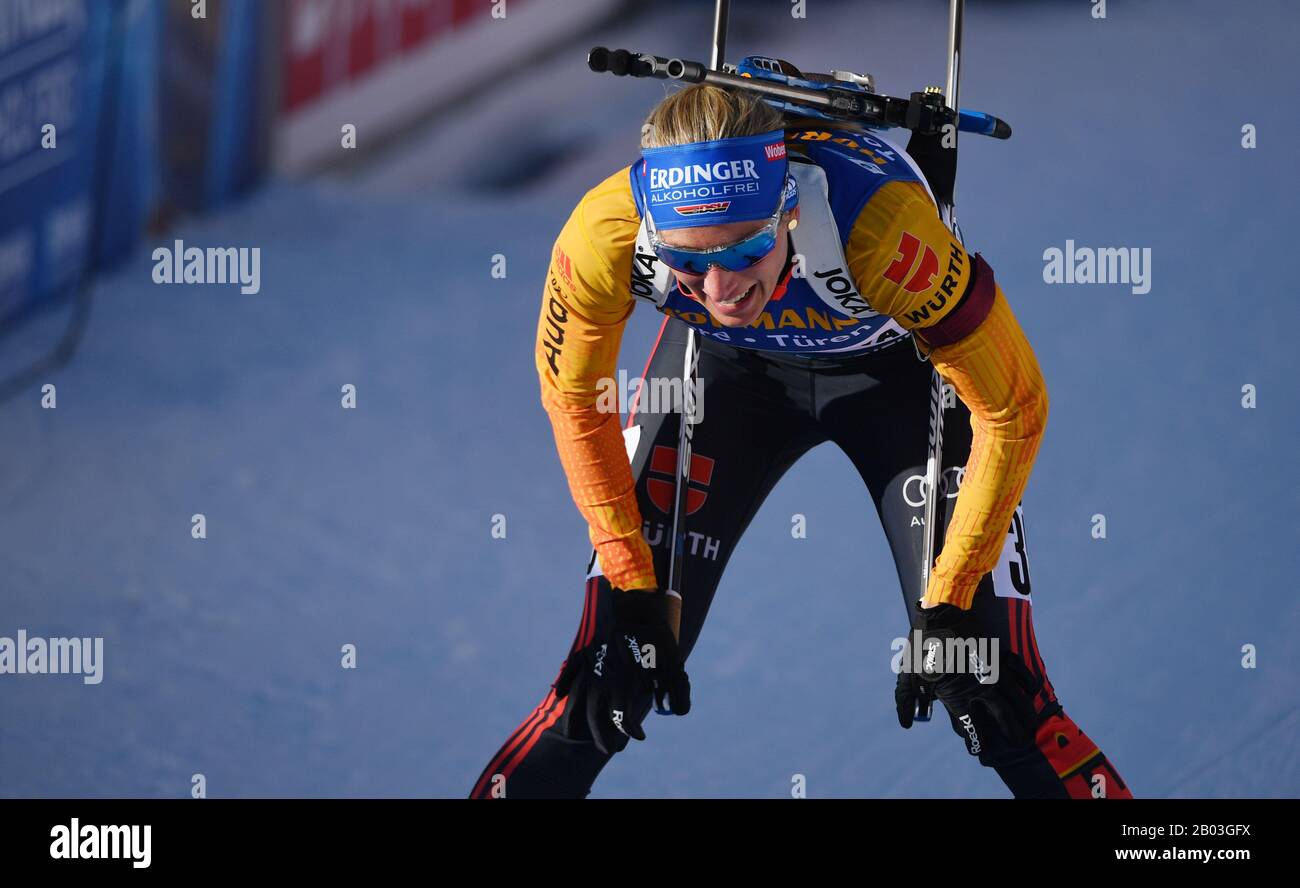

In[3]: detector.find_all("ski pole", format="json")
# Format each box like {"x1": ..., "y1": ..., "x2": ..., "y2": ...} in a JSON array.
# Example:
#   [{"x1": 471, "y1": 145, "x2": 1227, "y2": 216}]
[
  {"x1": 665, "y1": 0, "x2": 725, "y2": 604},
  {"x1": 913, "y1": 0, "x2": 967, "y2": 724},
  {"x1": 659, "y1": 0, "x2": 726, "y2": 713}
]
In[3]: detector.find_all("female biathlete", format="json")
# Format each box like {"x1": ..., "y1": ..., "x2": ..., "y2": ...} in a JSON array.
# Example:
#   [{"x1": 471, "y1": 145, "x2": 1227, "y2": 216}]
[{"x1": 469, "y1": 83, "x2": 1132, "y2": 799}]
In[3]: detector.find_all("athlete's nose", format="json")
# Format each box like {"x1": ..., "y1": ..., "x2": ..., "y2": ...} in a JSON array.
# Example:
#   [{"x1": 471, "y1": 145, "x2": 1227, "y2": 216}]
[{"x1": 703, "y1": 265, "x2": 745, "y2": 300}]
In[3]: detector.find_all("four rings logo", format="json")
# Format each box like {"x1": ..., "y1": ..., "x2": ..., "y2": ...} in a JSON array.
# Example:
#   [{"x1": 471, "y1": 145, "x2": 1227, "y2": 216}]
[{"x1": 902, "y1": 466, "x2": 965, "y2": 508}]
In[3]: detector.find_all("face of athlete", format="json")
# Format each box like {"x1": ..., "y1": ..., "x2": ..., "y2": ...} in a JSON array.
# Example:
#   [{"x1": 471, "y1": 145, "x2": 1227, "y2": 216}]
[{"x1": 658, "y1": 206, "x2": 799, "y2": 328}]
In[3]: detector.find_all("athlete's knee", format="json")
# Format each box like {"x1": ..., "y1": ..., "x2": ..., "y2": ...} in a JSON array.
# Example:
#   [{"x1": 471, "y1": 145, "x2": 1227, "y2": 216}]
[
  {"x1": 935, "y1": 665, "x2": 1043, "y2": 769},
  {"x1": 942, "y1": 702, "x2": 1036, "y2": 769}
]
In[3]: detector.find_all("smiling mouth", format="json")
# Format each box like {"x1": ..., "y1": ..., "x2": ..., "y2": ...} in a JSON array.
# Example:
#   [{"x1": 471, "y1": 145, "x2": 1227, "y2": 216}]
[{"x1": 716, "y1": 283, "x2": 757, "y2": 307}]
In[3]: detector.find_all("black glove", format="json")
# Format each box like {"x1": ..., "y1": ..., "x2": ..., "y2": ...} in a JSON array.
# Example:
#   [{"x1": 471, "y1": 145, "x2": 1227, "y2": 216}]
[
  {"x1": 895, "y1": 665, "x2": 936, "y2": 729},
  {"x1": 553, "y1": 588, "x2": 691, "y2": 756},
  {"x1": 912, "y1": 603, "x2": 1043, "y2": 757}
]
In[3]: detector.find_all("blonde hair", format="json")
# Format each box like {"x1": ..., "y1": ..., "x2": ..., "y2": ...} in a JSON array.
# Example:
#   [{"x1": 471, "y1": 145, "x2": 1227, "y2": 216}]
[{"x1": 640, "y1": 83, "x2": 787, "y2": 149}]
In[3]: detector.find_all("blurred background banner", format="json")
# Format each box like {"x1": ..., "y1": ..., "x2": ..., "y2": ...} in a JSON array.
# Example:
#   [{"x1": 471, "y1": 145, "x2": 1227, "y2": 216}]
[
  {"x1": 273, "y1": 0, "x2": 621, "y2": 172},
  {"x1": 1, "y1": 0, "x2": 625, "y2": 332},
  {"x1": 0, "y1": 0, "x2": 111, "y2": 326}
]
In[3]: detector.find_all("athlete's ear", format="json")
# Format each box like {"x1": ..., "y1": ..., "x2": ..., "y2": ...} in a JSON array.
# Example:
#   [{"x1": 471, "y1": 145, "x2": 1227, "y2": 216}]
[{"x1": 786, "y1": 205, "x2": 801, "y2": 229}]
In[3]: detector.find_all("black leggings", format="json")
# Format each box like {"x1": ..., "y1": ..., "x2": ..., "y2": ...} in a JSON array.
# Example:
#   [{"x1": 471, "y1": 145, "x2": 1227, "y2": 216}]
[{"x1": 471, "y1": 319, "x2": 1131, "y2": 798}]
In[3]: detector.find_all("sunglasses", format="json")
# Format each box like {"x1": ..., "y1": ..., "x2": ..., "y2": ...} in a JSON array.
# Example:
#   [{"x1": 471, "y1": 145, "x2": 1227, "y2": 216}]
[{"x1": 646, "y1": 175, "x2": 791, "y2": 275}]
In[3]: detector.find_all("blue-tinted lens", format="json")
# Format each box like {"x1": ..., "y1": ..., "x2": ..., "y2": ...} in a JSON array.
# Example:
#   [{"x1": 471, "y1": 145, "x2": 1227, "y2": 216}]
[{"x1": 654, "y1": 226, "x2": 779, "y2": 274}]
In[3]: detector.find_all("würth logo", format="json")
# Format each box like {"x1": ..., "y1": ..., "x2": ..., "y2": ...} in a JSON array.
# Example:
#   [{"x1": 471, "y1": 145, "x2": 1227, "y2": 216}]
[
  {"x1": 883, "y1": 231, "x2": 939, "y2": 293},
  {"x1": 764, "y1": 142, "x2": 787, "y2": 161},
  {"x1": 647, "y1": 446, "x2": 714, "y2": 515}
]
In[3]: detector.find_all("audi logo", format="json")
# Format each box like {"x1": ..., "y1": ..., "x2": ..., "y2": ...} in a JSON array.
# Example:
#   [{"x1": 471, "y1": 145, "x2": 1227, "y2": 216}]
[{"x1": 902, "y1": 466, "x2": 966, "y2": 508}]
